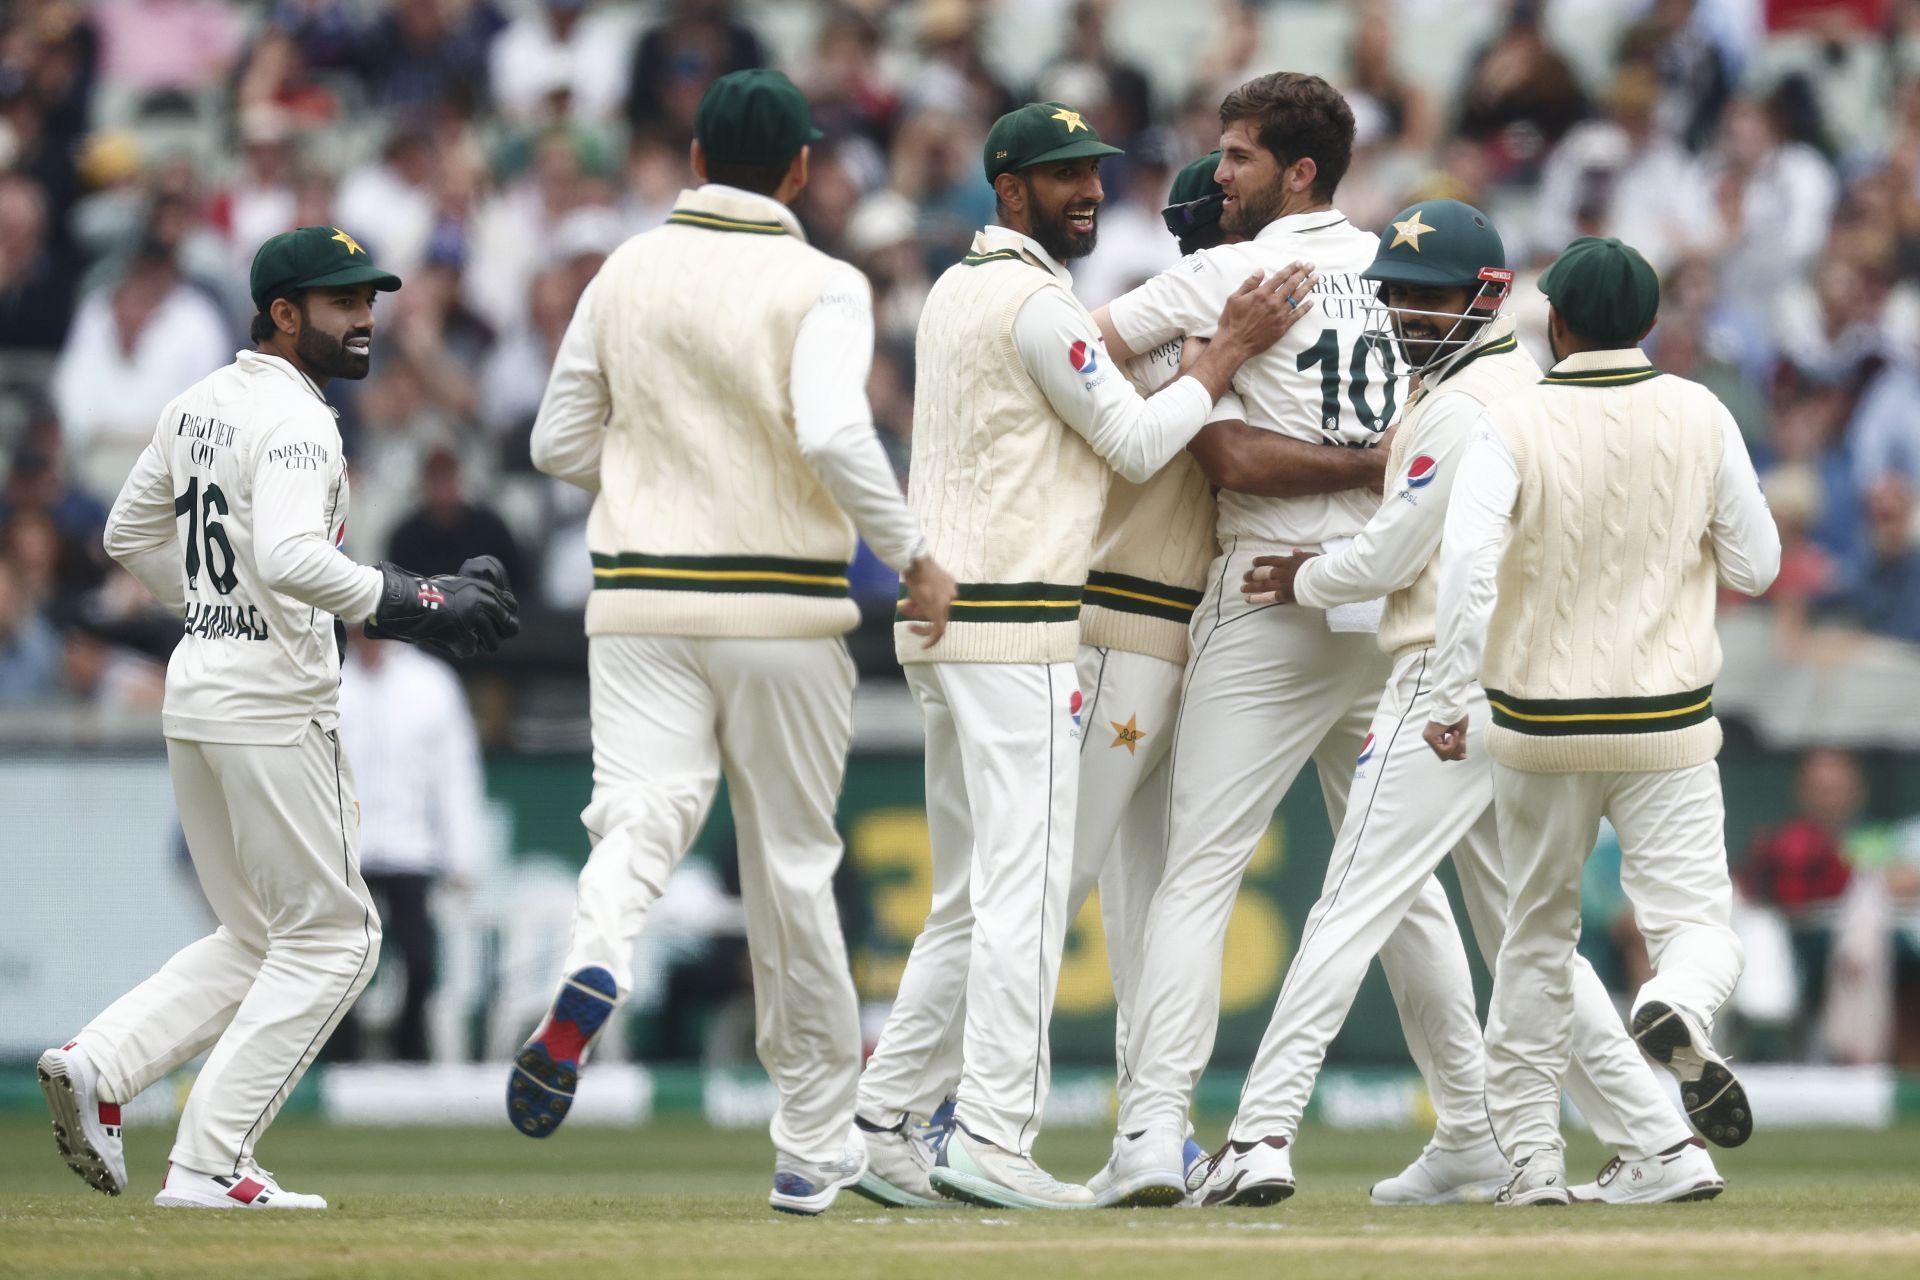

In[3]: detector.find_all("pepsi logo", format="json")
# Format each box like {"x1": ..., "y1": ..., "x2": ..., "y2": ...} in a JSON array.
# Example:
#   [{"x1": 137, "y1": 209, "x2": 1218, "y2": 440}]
[
  {"x1": 1356, "y1": 732, "x2": 1376, "y2": 767},
  {"x1": 1070, "y1": 689, "x2": 1084, "y2": 727},
  {"x1": 1405, "y1": 455, "x2": 1438, "y2": 489},
  {"x1": 1068, "y1": 340, "x2": 1099, "y2": 375}
]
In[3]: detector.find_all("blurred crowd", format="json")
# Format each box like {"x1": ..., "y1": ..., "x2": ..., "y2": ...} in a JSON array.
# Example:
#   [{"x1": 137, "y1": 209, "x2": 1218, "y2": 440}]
[{"x1": 4, "y1": 0, "x2": 1920, "y2": 709}]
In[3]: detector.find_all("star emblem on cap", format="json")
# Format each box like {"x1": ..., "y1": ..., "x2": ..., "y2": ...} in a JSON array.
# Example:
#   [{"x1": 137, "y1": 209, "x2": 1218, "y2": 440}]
[
  {"x1": 330, "y1": 228, "x2": 364, "y2": 255},
  {"x1": 1051, "y1": 108, "x2": 1087, "y2": 134},
  {"x1": 1389, "y1": 213, "x2": 1434, "y2": 252}
]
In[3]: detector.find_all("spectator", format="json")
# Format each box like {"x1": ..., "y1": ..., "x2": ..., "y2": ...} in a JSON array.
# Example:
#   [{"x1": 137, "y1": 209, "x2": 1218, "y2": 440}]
[
  {"x1": 1456, "y1": 0, "x2": 1589, "y2": 182},
  {"x1": 335, "y1": 123, "x2": 439, "y2": 278},
  {"x1": 88, "y1": 0, "x2": 242, "y2": 104},
  {"x1": 489, "y1": 0, "x2": 633, "y2": 128},
  {"x1": 479, "y1": 265, "x2": 581, "y2": 444},
  {"x1": 1818, "y1": 475, "x2": 1920, "y2": 644},
  {"x1": 0, "y1": 554, "x2": 59, "y2": 703},
  {"x1": 624, "y1": 0, "x2": 766, "y2": 136},
  {"x1": 1678, "y1": 95, "x2": 1839, "y2": 320},
  {"x1": 0, "y1": 415, "x2": 107, "y2": 546},
  {"x1": 799, "y1": 5, "x2": 900, "y2": 149},
  {"x1": 386, "y1": 446, "x2": 528, "y2": 593},
  {"x1": 1616, "y1": 0, "x2": 1734, "y2": 152},
  {"x1": 61, "y1": 627, "x2": 162, "y2": 709},
  {"x1": 333, "y1": 630, "x2": 489, "y2": 1062},
  {"x1": 0, "y1": 171, "x2": 76, "y2": 349},
  {"x1": 1742, "y1": 748, "x2": 1863, "y2": 914},
  {"x1": 206, "y1": 106, "x2": 301, "y2": 272},
  {"x1": 1036, "y1": 0, "x2": 1154, "y2": 150},
  {"x1": 845, "y1": 191, "x2": 932, "y2": 349},
  {"x1": 358, "y1": 0, "x2": 502, "y2": 115},
  {"x1": 1531, "y1": 65, "x2": 1693, "y2": 267},
  {"x1": 50, "y1": 232, "x2": 228, "y2": 501},
  {"x1": 1343, "y1": 1, "x2": 1440, "y2": 158}
]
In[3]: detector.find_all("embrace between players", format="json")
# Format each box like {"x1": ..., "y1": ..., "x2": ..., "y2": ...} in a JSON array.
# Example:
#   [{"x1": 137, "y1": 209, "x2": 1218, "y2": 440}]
[{"x1": 41, "y1": 64, "x2": 1778, "y2": 1217}]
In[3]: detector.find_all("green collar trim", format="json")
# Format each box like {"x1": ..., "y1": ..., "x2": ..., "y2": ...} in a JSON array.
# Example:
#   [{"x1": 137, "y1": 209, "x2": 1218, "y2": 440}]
[
  {"x1": 666, "y1": 211, "x2": 792, "y2": 237},
  {"x1": 1437, "y1": 332, "x2": 1519, "y2": 384},
  {"x1": 962, "y1": 249, "x2": 1024, "y2": 267},
  {"x1": 1540, "y1": 364, "x2": 1662, "y2": 387}
]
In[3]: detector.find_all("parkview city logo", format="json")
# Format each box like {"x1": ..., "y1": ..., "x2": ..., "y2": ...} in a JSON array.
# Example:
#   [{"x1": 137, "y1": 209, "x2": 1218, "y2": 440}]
[{"x1": 1068, "y1": 339, "x2": 1099, "y2": 375}]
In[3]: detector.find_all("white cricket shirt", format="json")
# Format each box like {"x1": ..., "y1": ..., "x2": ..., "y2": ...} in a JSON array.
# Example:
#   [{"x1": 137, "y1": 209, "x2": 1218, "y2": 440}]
[
  {"x1": 1107, "y1": 209, "x2": 1407, "y2": 547},
  {"x1": 105, "y1": 351, "x2": 384, "y2": 745}
]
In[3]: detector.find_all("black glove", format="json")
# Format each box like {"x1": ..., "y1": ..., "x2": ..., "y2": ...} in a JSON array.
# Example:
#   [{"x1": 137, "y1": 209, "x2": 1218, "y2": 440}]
[{"x1": 364, "y1": 558, "x2": 520, "y2": 660}]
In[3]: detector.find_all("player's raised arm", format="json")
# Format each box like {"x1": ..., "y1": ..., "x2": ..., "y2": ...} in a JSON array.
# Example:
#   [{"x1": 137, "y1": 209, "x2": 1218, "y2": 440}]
[{"x1": 1018, "y1": 269, "x2": 1307, "y2": 483}]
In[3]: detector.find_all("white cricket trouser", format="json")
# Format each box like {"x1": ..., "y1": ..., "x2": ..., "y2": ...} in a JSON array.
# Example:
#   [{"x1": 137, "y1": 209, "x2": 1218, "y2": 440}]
[
  {"x1": 1486, "y1": 759, "x2": 1744, "y2": 1158},
  {"x1": 1230, "y1": 651, "x2": 1691, "y2": 1159},
  {"x1": 1117, "y1": 541, "x2": 1389, "y2": 1135},
  {"x1": 79, "y1": 722, "x2": 380, "y2": 1176},
  {"x1": 563, "y1": 634, "x2": 862, "y2": 1165},
  {"x1": 857, "y1": 660, "x2": 1079, "y2": 1156},
  {"x1": 1069, "y1": 645, "x2": 1184, "y2": 1108}
]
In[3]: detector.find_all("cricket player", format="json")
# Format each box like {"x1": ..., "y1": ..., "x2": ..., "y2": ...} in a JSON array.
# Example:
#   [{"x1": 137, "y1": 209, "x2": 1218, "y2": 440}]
[
  {"x1": 1195, "y1": 203, "x2": 1726, "y2": 1208},
  {"x1": 851, "y1": 152, "x2": 1249, "y2": 1210},
  {"x1": 1428, "y1": 236, "x2": 1780, "y2": 1205},
  {"x1": 37, "y1": 226, "x2": 519, "y2": 1209},
  {"x1": 853, "y1": 101, "x2": 1307, "y2": 1211},
  {"x1": 1085, "y1": 72, "x2": 1415, "y2": 1203},
  {"x1": 512, "y1": 70, "x2": 956, "y2": 1218}
]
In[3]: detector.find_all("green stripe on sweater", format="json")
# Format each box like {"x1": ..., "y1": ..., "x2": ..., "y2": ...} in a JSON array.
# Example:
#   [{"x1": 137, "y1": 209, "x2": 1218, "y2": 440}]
[
  {"x1": 1084, "y1": 571, "x2": 1202, "y2": 624},
  {"x1": 592, "y1": 553, "x2": 849, "y2": 597},
  {"x1": 1486, "y1": 684, "x2": 1714, "y2": 736}
]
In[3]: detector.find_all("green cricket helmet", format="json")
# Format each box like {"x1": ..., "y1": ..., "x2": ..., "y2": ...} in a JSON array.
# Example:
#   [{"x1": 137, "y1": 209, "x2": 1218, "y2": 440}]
[
  {"x1": 1360, "y1": 199, "x2": 1513, "y2": 375},
  {"x1": 1161, "y1": 150, "x2": 1224, "y2": 245}
]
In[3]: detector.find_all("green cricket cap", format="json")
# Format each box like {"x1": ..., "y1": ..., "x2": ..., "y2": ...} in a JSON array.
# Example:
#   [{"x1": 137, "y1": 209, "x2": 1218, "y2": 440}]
[
  {"x1": 1362, "y1": 199, "x2": 1506, "y2": 289},
  {"x1": 1162, "y1": 150, "x2": 1224, "y2": 238},
  {"x1": 1538, "y1": 235, "x2": 1661, "y2": 346},
  {"x1": 694, "y1": 68, "x2": 823, "y2": 167},
  {"x1": 983, "y1": 101, "x2": 1123, "y2": 183},
  {"x1": 249, "y1": 225, "x2": 401, "y2": 313}
]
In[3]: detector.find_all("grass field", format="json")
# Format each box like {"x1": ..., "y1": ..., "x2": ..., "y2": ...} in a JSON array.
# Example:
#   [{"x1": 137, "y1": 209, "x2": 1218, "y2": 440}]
[{"x1": 3, "y1": 1115, "x2": 1918, "y2": 1279}]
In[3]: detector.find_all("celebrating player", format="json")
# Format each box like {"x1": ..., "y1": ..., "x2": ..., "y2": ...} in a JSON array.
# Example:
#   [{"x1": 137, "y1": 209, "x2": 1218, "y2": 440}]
[
  {"x1": 511, "y1": 69, "x2": 955, "y2": 1218},
  {"x1": 37, "y1": 226, "x2": 519, "y2": 1210},
  {"x1": 1201, "y1": 202, "x2": 1726, "y2": 1208},
  {"x1": 853, "y1": 101, "x2": 1308, "y2": 1211},
  {"x1": 1084, "y1": 72, "x2": 1415, "y2": 1205},
  {"x1": 1428, "y1": 236, "x2": 1780, "y2": 1204}
]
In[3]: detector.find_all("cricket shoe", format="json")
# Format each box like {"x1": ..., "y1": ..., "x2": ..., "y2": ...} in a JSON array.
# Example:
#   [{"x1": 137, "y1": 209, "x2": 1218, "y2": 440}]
[
  {"x1": 1632, "y1": 1001, "x2": 1752, "y2": 1148},
  {"x1": 1089, "y1": 1123, "x2": 1187, "y2": 1207},
  {"x1": 930, "y1": 1124, "x2": 1095, "y2": 1210},
  {"x1": 848, "y1": 1113, "x2": 945, "y2": 1208},
  {"x1": 1187, "y1": 1135, "x2": 1295, "y2": 1207},
  {"x1": 770, "y1": 1130, "x2": 869, "y2": 1216},
  {"x1": 1182, "y1": 1136, "x2": 1209, "y2": 1194},
  {"x1": 154, "y1": 1162, "x2": 327, "y2": 1210},
  {"x1": 37, "y1": 1042, "x2": 126, "y2": 1197},
  {"x1": 1371, "y1": 1136, "x2": 1510, "y2": 1205},
  {"x1": 508, "y1": 966, "x2": 618, "y2": 1138},
  {"x1": 1495, "y1": 1149, "x2": 1570, "y2": 1206},
  {"x1": 1568, "y1": 1138, "x2": 1725, "y2": 1205}
]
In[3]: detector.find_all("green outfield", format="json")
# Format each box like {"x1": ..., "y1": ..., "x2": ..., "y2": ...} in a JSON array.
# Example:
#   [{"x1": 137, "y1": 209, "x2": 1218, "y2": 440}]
[{"x1": 2, "y1": 1116, "x2": 1917, "y2": 1280}]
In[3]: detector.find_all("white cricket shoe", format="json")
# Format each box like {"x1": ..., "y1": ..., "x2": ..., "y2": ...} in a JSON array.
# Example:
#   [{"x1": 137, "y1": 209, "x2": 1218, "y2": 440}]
[
  {"x1": 1569, "y1": 1138, "x2": 1725, "y2": 1205},
  {"x1": 1632, "y1": 1000, "x2": 1752, "y2": 1148},
  {"x1": 1187, "y1": 1135, "x2": 1295, "y2": 1208},
  {"x1": 1089, "y1": 1123, "x2": 1187, "y2": 1207},
  {"x1": 154, "y1": 1162, "x2": 328, "y2": 1209},
  {"x1": 37, "y1": 1042, "x2": 126, "y2": 1197},
  {"x1": 930, "y1": 1125, "x2": 1094, "y2": 1210},
  {"x1": 848, "y1": 1115, "x2": 945, "y2": 1208},
  {"x1": 1371, "y1": 1136, "x2": 1510, "y2": 1205},
  {"x1": 770, "y1": 1129, "x2": 869, "y2": 1216},
  {"x1": 1495, "y1": 1149, "x2": 1570, "y2": 1207}
]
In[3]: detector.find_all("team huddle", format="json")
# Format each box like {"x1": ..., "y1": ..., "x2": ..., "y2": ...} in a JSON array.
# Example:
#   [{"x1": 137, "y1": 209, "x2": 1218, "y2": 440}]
[{"x1": 37, "y1": 64, "x2": 1779, "y2": 1216}]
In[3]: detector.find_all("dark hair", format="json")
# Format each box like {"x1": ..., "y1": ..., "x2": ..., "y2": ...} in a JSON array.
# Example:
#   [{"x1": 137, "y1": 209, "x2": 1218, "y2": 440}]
[
  {"x1": 250, "y1": 289, "x2": 306, "y2": 343},
  {"x1": 702, "y1": 157, "x2": 793, "y2": 197},
  {"x1": 1219, "y1": 72, "x2": 1355, "y2": 203}
]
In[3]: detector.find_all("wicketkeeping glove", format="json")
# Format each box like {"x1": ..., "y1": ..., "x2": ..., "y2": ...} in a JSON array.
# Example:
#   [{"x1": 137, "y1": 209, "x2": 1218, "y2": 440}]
[{"x1": 364, "y1": 556, "x2": 520, "y2": 660}]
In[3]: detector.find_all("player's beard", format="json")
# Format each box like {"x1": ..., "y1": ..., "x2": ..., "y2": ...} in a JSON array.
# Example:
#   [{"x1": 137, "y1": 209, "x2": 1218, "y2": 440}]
[
  {"x1": 1221, "y1": 173, "x2": 1286, "y2": 237},
  {"x1": 296, "y1": 318, "x2": 373, "y2": 381},
  {"x1": 1031, "y1": 193, "x2": 1100, "y2": 262}
]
